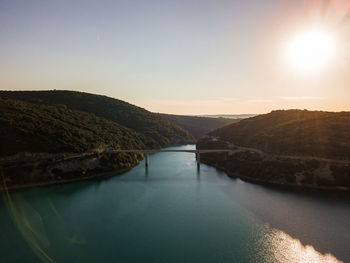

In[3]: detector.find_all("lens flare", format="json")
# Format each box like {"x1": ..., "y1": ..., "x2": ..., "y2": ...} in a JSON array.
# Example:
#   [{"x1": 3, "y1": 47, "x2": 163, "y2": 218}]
[{"x1": 285, "y1": 29, "x2": 336, "y2": 73}]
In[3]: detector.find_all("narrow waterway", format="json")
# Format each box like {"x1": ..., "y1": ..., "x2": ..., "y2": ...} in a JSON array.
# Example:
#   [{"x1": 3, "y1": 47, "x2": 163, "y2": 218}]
[{"x1": 1, "y1": 145, "x2": 349, "y2": 262}]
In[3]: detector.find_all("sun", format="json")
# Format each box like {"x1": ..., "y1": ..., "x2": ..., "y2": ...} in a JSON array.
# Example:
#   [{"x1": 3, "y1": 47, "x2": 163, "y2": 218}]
[{"x1": 285, "y1": 29, "x2": 335, "y2": 73}]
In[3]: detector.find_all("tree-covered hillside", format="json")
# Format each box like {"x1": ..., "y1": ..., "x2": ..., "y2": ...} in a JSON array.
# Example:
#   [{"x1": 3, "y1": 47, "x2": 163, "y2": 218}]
[
  {"x1": 210, "y1": 109, "x2": 350, "y2": 159},
  {"x1": 0, "y1": 97, "x2": 146, "y2": 156},
  {"x1": 0, "y1": 90, "x2": 195, "y2": 147},
  {"x1": 159, "y1": 113, "x2": 238, "y2": 139}
]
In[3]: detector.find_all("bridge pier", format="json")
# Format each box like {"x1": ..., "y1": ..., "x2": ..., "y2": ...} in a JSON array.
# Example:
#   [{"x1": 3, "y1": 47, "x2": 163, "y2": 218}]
[
  {"x1": 196, "y1": 152, "x2": 200, "y2": 168},
  {"x1": 145, "y1": 153, "x2": 149, "y2": 167}
]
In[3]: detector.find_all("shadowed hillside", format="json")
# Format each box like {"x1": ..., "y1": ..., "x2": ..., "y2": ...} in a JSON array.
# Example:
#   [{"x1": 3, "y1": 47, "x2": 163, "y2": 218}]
[
  {"x1": 0, "y1": 97, "x2": 147, "y2": 156},
  {"x1": 0, "y1": 97, "x2": 148, "y2": 188},
  {"x1": 0, "y1": 90, "x2": 195, "y2": 147},
  {"x1": 210, "y1": 109, "x2": 350, "y2": 159},
  {"x1": 159, "y1": 113, "x2": 238, "y2": 140},
  {"x1": 197, "y1": 110, "x2": 350, "y2": 189}
]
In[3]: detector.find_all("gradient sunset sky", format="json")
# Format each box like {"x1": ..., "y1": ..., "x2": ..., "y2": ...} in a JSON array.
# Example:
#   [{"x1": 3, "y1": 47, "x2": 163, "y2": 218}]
[{"x1": 1, "y1": 0, "x2": 350, "y2": 114}]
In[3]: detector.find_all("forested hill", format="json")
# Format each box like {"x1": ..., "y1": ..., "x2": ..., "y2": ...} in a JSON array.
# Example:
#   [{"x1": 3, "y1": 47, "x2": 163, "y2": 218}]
[
  {"x1": 209, "y1": 109, "x2": 350, "y2": 159},
  {"x1": 0, "y1": 90, "x2": 195, "y2": 147},
  {"x1": 0, "y1": 97, "x2": 146, "y2": 156},
  {"x1": 159, "y1": 114, "x2": 238, "y2": 140}
]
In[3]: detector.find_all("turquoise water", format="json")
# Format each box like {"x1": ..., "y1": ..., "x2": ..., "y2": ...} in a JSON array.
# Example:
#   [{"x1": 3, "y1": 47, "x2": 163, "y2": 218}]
[{"x1": 1, "y1": 145, "x2": 350, "y2": 262}]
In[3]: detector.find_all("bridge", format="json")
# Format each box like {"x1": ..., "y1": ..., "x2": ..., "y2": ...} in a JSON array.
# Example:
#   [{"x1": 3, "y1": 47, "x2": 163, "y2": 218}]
[{"x1": 109, "y1": 149, "x2": 233, "y2": 168}]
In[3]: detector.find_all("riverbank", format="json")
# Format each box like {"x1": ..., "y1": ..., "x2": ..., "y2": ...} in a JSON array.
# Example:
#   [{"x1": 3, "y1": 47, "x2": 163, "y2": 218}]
[
  {"x1": 0, "y1": 150, "x2": 143, "y2": 191},
  {"x1": 200, "y1": 158, "x2": 350, "y2": 192},
  {"x1": 0, "y1": 167, "x2": 132, "y2": 192},
  {"x1": 197, "y1": 137, "x2": 350, "y2": 192},
  {"x1": 1, "y1": 144, "x2": 197, "y2": 192}
]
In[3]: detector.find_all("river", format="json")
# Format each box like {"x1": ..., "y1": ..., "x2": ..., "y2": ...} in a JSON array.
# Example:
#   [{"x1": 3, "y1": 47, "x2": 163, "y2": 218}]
[{"x1": 1, "y1": 145, "x2": 350, "y2": 262}]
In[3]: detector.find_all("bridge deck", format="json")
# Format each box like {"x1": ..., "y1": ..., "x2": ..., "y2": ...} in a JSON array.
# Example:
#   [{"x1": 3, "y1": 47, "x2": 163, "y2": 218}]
[{"x1": 110, "y1": 149, "x2": 232, "y2": 154}]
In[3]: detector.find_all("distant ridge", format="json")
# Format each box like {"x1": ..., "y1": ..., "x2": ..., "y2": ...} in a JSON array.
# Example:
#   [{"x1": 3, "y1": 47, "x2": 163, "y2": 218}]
[
  {"x1": 159, "y1": 113, "x2": 238, "y2": 140},
  {"x1": 195, "y1": 114, "x2": 258, "y2": 119}
]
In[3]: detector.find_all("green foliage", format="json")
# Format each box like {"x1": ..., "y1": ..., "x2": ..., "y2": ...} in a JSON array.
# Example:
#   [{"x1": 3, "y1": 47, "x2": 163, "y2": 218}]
[
  {"x1": 210, "y1": 109, "x2": 350, "y2": 159},
  {"x1": 0, "y1": 97, "x2": 146, "y2": 156},
  {"x1": 200, "y1": 150, "x2": 321, "y2": 186},
  {"x1": 100, "y1": 152, "x2": 141, "y2": 170},
  {"x1": 198, "y1": 110, "x2": 350, "y2": 188},
  {"x1": 0, "y1": 90, "x2": 195, "y2": 147}
]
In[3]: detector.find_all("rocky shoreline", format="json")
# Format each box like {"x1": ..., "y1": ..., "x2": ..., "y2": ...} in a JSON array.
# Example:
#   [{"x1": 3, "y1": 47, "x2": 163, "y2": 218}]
[
  {"x1": 0, "y1": 167, "x2": 131, "y2": 192},
  {"x1": 0, "y1": 151, "x2": 142, "y2": 191},
  {"x1": 197, "y1": 137, "x2": 350, "y2": 191},
  {"x1": 200, "y1": 158, "x2": 350, "y2": 192}
]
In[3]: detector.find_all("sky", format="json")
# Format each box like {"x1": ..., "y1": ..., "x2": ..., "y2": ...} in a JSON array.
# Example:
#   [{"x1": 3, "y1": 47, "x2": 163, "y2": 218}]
[{"x1": 1, "y1": 0, "x2": 350, "y2": 114}]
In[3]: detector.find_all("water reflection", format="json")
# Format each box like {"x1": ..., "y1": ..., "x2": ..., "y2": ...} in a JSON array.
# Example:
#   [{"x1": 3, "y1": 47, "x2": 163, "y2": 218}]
[
  {"x1": 4, "y1": 182, "x2": 344, "y2": 263},
  {"x1": 219, "y1": 178, "x2": 350, "y2": 262},
  {"x1": 145, "y1": 166, "x2": 149, "y2": 178},
  {"x1": 264, "y1": 229, "x2": 342, "y2": 263},
  {"x1": 196, "y1": 165, "x2": 201, "y2": 182}
]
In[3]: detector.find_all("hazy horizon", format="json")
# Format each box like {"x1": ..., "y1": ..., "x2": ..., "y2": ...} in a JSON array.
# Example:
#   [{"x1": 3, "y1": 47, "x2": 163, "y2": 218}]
[
  {"x1": 7, "y1": 88, "x2": 350, "y2": 116},
  {"x1": 1, "y1": 0, "x2": 350, "y2": 114}
]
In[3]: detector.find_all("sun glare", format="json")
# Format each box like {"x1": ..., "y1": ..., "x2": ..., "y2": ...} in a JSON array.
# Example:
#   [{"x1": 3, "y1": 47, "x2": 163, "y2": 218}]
[{"x1": 285, "y1": 29, "x2": 335, "y2": 73}]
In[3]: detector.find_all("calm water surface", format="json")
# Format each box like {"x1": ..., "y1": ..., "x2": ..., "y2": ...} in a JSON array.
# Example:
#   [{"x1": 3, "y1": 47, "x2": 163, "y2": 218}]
[{"x1": 1, "y1": 145, "x2": 350, "y2": 262}]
